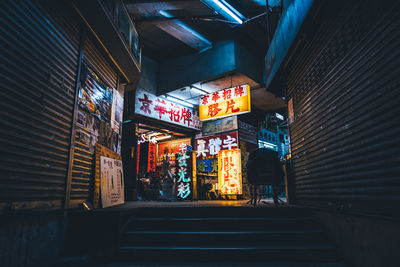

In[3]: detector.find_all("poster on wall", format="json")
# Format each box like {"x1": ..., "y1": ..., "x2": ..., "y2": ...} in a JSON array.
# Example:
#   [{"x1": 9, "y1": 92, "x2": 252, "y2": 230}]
[
  {"x1": 134, "y1": 89, "x2": 201, "y2": 130},
  {"x1": 238, "y1": 120, "x2": 257, "y2": 144},
  {"x1": 218, "y1": 149, "x2": 242, "y2": 195},
  {"x1": 175, "y1": 145, "x2": 193, "y2": 200},
  {"x1": 78, "y1": 64, "x2": 113, "y2": 123},
  {"x1": 111, "y1": 89, "x2": 124, "y2": 134},
  {"x1": 195, "y1": 131, "x2": 239, "y2": 160},
  {"x1": 100, "y1": 156, "x2": 124, "y2": 208},
  {"x1": 202, "y1": 116, "x2": 238, "y2": 136},
  {"x1": 199, "y1": 84, "x2": 251, "y2": 121}
]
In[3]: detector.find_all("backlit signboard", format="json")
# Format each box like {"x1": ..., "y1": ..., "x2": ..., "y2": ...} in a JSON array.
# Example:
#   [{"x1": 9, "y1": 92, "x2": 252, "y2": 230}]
[
  {"x1": 199, "y1": 84, "x2": 251, "y2": 121},
  {"x1": 176, "y1": 145, "x2": 193, "y2": 200},
  {"x1": 195, "y1": 131, "x2": 239, "y2": 160},
  {"x1": 134, "y1": 89, "x2": 201, "y2": 130},
  {"x1": 218, "y1": 149, "x2": 242, "y2": 195}
]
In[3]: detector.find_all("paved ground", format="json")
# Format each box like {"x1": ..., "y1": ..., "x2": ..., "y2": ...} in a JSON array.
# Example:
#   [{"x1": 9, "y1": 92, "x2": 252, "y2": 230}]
[
  {"x1": 96, "y1": 198, "x2": 288, "y2": 212},
  {"x1": 91, "y1": 262, "x2": 346, "y2": 267}
]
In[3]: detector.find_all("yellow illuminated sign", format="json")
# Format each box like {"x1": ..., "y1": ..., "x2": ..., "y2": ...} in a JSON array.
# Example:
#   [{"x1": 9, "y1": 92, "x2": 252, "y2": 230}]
[
  {"x1": 218, "y1": 149, "x2": 242, "y2": 195},
  {"x1": 199, "y1": 84, "x2": 251, "y2": 121}
]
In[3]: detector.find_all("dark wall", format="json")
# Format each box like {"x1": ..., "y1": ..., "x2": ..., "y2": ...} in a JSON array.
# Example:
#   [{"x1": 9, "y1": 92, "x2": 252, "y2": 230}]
[
  {"x1": 136, "y1": 56, "x2": 158, "y2": 94},
  {"x1": 267, "y1": 0, "x2": 400, "y2": 265},
  {"x1": 158, "y1": 41, "x2": 235, "y2": 94},
  {"x1": 0, "y1": 212, "x2": 67, "y2": 267},
  {"x1": 313, "y1": 210, "x2": 400, "y2": 267}
]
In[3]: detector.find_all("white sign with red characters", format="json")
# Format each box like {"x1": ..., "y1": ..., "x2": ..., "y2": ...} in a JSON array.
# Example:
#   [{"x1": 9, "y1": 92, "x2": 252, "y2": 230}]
[
  {"x1": 134, "y1": 89, "x2": 201, "y2": 130},
  {"x1": 199, "y1": 84, "x2": 251, "y2": 121}
]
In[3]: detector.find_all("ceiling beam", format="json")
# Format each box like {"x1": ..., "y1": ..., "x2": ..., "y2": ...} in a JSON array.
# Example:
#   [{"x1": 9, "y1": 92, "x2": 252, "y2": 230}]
[
  {"x1": 135, "y1": 15, "x2": 220, "y2": 23},
  {"x1": 125, "y1": 0, "x2": 197, "y2": 4}
]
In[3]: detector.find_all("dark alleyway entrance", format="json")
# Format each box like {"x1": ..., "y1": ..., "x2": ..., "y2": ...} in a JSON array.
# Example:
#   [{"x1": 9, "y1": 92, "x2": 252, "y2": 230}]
[{"x1": 1, "y1": 0, "x2": 400, "y2": 266}]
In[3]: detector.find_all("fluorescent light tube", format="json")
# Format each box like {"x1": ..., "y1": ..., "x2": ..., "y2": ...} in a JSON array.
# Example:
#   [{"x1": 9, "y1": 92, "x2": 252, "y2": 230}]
[
  {"x1": 211, "y1": 0, "x2": 243, "y2": 24},
  {"x1": 155, "y1": 135, "x2": 172, "y2": 141},
  {"x1": 166, "y1": 95, "x2": 194, "y2": 108}
]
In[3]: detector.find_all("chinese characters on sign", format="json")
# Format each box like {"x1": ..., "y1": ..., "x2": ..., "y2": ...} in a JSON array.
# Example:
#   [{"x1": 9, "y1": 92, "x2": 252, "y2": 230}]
[
  {"x1": 157, "y1": 139, "x2": 191, "y2": 167},
  {"x1": 195, "y1": 131, "x2": 239, "y2": 160},
  {"x1": 100, "y1": 156, "x2": 124, "y2": 208},
  {"x1": 218, "y1": 149, "x2": 242, "y2": 195},
  {"x1": 176, "y1": 145, "x2": 192, "y2": 200},
  {"x1": 135, "y1": 89, "x2": 201, "y2": 130},
  {"x1": 199, "y1": 84, "x2": 251, "y2": 121},
  {"x1": 148, "y1": 142, "x2": 156, "y2": 172}
]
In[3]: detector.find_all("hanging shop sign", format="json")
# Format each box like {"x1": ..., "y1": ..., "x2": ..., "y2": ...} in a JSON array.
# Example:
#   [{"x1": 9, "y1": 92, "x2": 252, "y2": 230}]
[
  {"x1": 202, "y1": 116, "x2": 238, "y2": 136},
  {"x1": 238, "y1": 120, "x2": 258, "y2": 144},
  {"x1": 134, "y1": 89, "x2": 201, "y2": 130},
  {"x1": 218, "y1": 149, "x2": 242, "y2": 195},
  {"x1": 195, "y1": 131, "x2": 239, "y2": 160},
  {"x1": 157, "y1": 138, "x2": 192, "y2": 167},
  {"x1": 199, "y1": 84, "x2": 251, "y2": 121},
  {"x1": 176, "y1": 145, "x2": 193, "y2": 200},
  {"x1": 148, "y1": 142, "x2": 156, "y2": 172},
  {"x1": 100, "y1": 156, "x2": 124, "y2": 208},
  {"x1": 288, "y1": 98, "x2": 294, "y2": 124}
]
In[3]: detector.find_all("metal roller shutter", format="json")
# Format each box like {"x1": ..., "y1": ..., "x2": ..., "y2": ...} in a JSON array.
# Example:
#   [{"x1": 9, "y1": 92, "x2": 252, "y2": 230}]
[
  {"x1": 0, "y1": 0, "x2": 80, "y2": 211},
  {"x1": 286, "y1": 0, "x2": 400, "y2": 218},
  {"x1": 68, "y1": 37, "x2": 118, "y2": 207}
]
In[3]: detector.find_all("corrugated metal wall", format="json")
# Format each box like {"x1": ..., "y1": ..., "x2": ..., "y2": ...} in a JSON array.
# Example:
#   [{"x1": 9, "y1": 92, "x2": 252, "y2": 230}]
[
  {"x1": 69, "y1": 37, "x2": 118, "y2": 208},
  {"x1": 286, "y1": 0, "x2": 400, "y2": 218},
  {"x1": 0, "y1": 0, "x2": 80, "y2": 211}
]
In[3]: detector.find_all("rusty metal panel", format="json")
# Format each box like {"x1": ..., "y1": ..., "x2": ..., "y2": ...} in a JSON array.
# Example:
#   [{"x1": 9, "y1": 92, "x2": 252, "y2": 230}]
[
  {"x1": 0, "y1": 0, "x2": 80, "y2": 211},
  {"x1": 285, "y1": 0, "x2": 400, "y2": 218},
  {"x1": 68, "y1": 37, "x2": 118, "y2": 208}
]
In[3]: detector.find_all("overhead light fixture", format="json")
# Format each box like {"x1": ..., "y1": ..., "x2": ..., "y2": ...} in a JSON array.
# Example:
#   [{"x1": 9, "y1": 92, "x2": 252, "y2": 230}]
[
  {"x1": 155, "y1": 135, "x2": 172, "y2": 141},
  {"x1": 190, "y1": 86, "x2": 209, "y2": 95},
  {"x1": 166, "y1": 95, "x2": 194, "y2": 108},
  {"x1": 210, "y1": 0, "x2": 243, "y2": 24}
]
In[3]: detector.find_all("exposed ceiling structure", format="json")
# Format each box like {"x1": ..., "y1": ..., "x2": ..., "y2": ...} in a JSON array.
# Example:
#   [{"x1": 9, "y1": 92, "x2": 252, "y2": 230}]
[
  {"x1": 126, "y1": 0, "x2": 270, "y2": 60},
  {"x1": 126, "y1": 0, "x2": 285, "y2": 111}
]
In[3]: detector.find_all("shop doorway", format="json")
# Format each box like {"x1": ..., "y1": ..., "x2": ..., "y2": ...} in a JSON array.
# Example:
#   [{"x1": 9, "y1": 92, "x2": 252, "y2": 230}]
[{"x1": 136, "y1": 123, "x2": 194, "y2": 201}]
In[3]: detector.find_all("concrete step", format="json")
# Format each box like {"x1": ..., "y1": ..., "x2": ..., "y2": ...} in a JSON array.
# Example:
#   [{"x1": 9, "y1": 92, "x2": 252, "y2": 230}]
[
  {"x1": 118, "y1": 244, "x2": 338, "y2": 262},
  {"x1": 121, "y1": 229, "x2": 328, "y2": 246},
  {"x1": 127, "y1": 217, "x2": 318, "y2": 231}
]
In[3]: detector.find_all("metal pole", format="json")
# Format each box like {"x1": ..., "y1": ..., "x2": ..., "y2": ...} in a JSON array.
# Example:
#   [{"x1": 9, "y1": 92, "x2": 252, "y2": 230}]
[{"x1": 64, "y1": 29, "x2": 86, "y2": 213}]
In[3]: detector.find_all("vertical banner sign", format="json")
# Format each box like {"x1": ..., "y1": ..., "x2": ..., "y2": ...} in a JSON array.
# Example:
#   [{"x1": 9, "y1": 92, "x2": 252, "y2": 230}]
[
  {"x1": 218, "y1": 149, "x2": 242, "y2": 195},
  {"x1": 100, "y1": 156, "x2": 125, "y2": 208},
  {"x1": 148, "y1": 142, "x2": 156, "y2": 172},
  {"x1": 199, "y1": 84, "x2": 251, "y2": 121},
  {"x1": 288, "y1": 98, "x2": 294, "y2": 124},
  {"x1": 176, "y1": 145, "x2": 193, "y2": 200}
]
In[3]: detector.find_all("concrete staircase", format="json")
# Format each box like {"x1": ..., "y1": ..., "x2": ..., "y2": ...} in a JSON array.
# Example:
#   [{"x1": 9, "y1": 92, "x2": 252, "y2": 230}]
[{"x1": 117, "y1": 206, "x2": 342, "y2": 265}]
